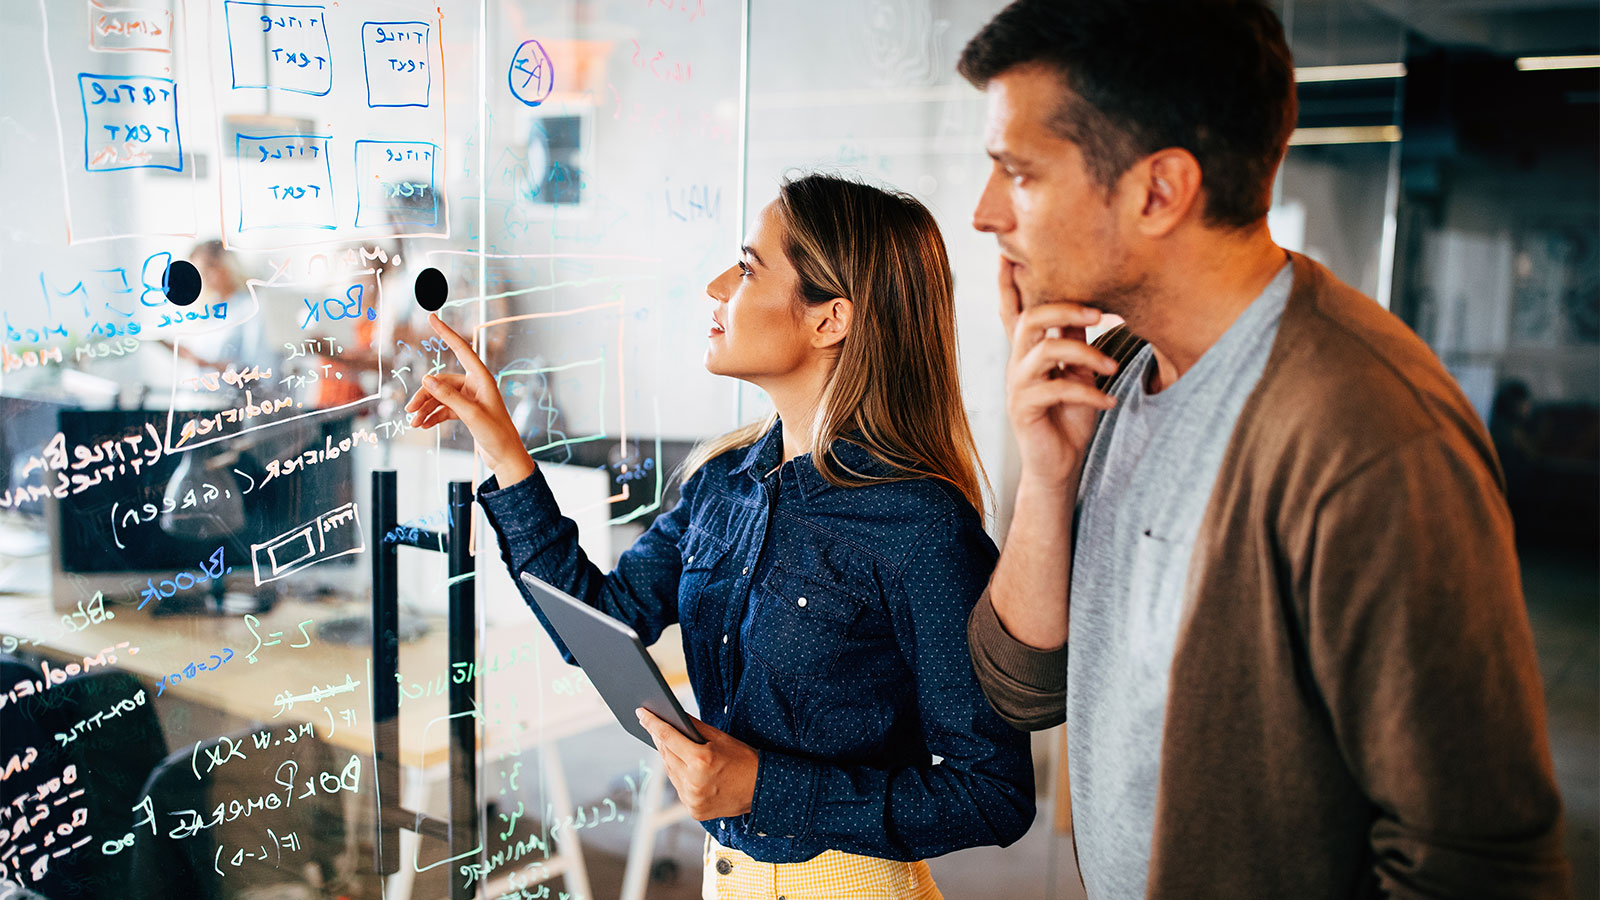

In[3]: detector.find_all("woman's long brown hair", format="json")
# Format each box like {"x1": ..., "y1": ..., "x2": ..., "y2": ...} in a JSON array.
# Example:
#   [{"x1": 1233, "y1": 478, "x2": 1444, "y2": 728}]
[{"x1": 680, "y1": 173, "x2": 988, "y2": 516}]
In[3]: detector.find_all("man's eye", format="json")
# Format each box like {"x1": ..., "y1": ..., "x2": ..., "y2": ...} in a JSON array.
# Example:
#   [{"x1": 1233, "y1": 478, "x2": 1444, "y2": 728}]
[{"x1": 738, "y1": 261, "x2": 753, "y2": 277}]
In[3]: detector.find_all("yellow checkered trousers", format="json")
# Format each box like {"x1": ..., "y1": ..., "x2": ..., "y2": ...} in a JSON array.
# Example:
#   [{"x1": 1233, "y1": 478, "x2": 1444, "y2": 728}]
[{"x1": 703, "y1": 836, "x2": 944, "y2": 900}]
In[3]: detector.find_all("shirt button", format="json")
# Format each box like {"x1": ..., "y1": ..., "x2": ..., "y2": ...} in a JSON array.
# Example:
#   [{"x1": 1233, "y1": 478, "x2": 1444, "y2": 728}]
[
  {"x1": 719, "y1": 821, "x2": 726, "y2": 830},
  {"x1": 723, "y1": 704, "x2": 729, "y2": 714},
  {"x1": 687, "y1": 555, "x2": 695, "y2": 564},
  {"x1": 757, "y1": 832, "x2": 767, "y2": 837},
  {"x1": 742, "y1": 566, "x2": 749, "y2": 575},
  {"x1": 722, "y1": 634, "x2": 728, "y2": 644},
  {"x1": 796, "y1": 596, "x2": 807, "y2": 608},
  {"x1": 715, "y1": 858, "x2": 732, "y2": 875}
]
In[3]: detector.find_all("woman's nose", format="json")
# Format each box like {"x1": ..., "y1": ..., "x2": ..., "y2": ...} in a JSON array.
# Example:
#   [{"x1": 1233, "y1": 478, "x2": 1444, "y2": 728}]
[{"x1": 706, "y1": 264, "x2": 737, "y2": 302}]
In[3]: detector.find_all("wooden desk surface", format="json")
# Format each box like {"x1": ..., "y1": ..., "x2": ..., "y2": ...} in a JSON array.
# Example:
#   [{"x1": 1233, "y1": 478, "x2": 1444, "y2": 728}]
[{"x1": 2, "y1": 592, "x2": 689, "y2": 770}]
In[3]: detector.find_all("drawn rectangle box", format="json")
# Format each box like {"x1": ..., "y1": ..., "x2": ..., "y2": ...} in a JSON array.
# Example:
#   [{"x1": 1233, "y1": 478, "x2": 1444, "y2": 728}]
[
  {"x1": 88, "y1": 0, "x2": 174, "y2": 53},
  {"x1": 235, "y1": 133, "x2": 335, "y2": 231},
  {"x1": 251, "y1": 502, "x2": 363, "y2": 585},
  {"x1": 472, "y1": 298, "x2": 627, "y2": 460},
  {"x1": 354, "y1": 140, "x2": 438, "y2": 227},
  {"x1": 78, "y1": 73, "x2": 182, "y2": 172},
  {"x1": 266, "y1": 530, "x2": 317, "y2": 573},
  {"x1": 499, "y1": 356, "x2": 609, "y2": 457},
  {"x1": 224, "y1": 1, "x2": 332, "y2": 97},
  {"x1": 361, "y1": 21, "x2": 431, "y2": 108}
]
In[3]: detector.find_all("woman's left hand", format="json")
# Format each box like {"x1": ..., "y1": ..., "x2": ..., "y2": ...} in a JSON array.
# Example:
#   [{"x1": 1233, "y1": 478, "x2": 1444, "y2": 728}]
[{"x1": 636, "y1": 708, "x2": 759, "y2": 821}]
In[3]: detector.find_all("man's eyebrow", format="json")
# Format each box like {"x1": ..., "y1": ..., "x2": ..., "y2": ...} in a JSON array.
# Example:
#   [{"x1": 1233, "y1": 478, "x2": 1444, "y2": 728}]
[
  {"x1": 988, "y1": 148, "x2": 1025, "y2": 167},
  {"x1": 741, "y1": 245, "x2": 764, "y2": 267}
]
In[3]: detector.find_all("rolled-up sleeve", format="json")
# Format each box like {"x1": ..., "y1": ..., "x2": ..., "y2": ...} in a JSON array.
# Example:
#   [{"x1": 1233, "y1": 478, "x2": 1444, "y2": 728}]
[{"x1": 967, "y1": 591, "x2": 1068, "y2": 731}]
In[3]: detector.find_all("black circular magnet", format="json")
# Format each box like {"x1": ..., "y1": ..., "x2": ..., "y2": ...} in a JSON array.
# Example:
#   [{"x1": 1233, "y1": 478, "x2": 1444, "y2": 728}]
[
  {"x1": 414, "y1": 267, "x2": 448, "y2": 312},
  {"x1": 164, "y1": 260, "x2": 202, "y2": 306}
]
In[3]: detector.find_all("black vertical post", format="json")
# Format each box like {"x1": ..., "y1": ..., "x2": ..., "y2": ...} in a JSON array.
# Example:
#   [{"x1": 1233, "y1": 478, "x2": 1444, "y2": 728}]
[
  {"x1": 446, "y1": 481, "x2": 477, "y2": 900},
  {"x1": 371, "y1": 471, "x2": 401, "y2": 876},
  {"x1": 368, "y1": 472, "x2": 476, "y2": 891}
]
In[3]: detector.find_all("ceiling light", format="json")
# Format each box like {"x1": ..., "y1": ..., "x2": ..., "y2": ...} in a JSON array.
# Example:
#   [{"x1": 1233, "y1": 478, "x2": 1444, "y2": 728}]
[
  {"x1": 1516, "y1": 55, "x2": 1600, "y2": 71},
  {"x1": 1295, "y1": 63, "x2": 1406, "y2": 83},
  {"x1": 1289, "y1": 125, "x2": 1402, "y2": 146}
]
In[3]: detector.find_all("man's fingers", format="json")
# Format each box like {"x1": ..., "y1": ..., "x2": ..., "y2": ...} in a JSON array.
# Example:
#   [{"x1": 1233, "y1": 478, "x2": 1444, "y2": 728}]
[
  {"x1": 427, "y1": 313, "x2": 496, "y2": 381},
  {"x1": 998, "y1": 256, "x2": 1023, "y2": 335},
  {"x1": 1012, "y1": 378, "x2": 1117, "y2": 414},
  {"x1": 1013, "y1": 338, "x2": 1119, "y2": 382},
  {"x1": 1011, "y1": 303, "x2": 1102, "y2": 348}
]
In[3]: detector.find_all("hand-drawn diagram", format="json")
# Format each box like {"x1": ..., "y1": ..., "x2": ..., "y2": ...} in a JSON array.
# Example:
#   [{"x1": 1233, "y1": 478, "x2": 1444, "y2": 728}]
[
  {"x1": 6, "y1": 0, "x2": 744, "y2": 895},
  {"x1": 88, "y1": 1, "x2": 173, "y2": 54},
  {"x1": 235, "y1": 133, "x2": 336, "y2": 231},
  {"x1": 78, "y1": 74, "x2": 182, "y2": 172},
  {"x1": 362, "y1": 21, "x2": 432, "y2": 108},
  {"x1": 509, "y1": 39, "x2": 554, "y2": 107},
  {"x1": 224, "y1": 1, "x2": 333, "y2": 96},
  {"x1": 249, "y1": 501, "x2": 363, "y2": 585},
  {"x1": 353, "y1": 140, "x2": 438, "y2": 227}
]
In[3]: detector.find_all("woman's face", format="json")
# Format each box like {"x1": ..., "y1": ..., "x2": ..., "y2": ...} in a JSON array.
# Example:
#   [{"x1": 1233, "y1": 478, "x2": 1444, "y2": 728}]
[{"x1": 703, "y1": 200, "x2": 817, "y2": 384}]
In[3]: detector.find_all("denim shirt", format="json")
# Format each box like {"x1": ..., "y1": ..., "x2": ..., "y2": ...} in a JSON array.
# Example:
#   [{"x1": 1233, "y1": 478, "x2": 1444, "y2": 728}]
[{"x1": 478, "y1": 423, "x2": 1034, "y2": 864}]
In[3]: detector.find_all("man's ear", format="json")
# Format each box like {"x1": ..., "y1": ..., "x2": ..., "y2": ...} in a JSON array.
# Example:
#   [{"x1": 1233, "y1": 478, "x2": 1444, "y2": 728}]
[
  {"x1": 811, "y1": 297, "x2": 852, "y2": 350},
  {"x1": 1127, "y1": 148, "x2": 1203, "y2": 237}
]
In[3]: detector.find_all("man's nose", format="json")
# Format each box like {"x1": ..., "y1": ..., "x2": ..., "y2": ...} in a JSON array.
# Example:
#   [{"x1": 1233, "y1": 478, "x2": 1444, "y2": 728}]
[{"x1": 972, "y1": 170, "x2": 1011, "y2": 234}]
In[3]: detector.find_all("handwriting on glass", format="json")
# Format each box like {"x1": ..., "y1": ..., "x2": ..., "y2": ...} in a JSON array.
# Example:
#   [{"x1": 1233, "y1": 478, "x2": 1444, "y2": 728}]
[
  {"x1": 137, "y1": 547, "x2": 229, "y2": 610},
  {"x1": 242, "y1": 614, "x2": 315, "y2": 664}
]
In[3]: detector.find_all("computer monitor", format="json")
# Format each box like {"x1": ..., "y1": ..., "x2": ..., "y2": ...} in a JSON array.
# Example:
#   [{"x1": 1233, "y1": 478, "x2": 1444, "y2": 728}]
[{"x1": 50, "y1": 407, "x2": 357, "y2": 574}]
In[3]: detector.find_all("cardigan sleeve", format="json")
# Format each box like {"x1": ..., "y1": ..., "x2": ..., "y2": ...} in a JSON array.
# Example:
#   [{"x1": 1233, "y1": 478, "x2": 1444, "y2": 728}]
[
  {"x1": 966, "y1": 590, "x2": 1068, "y2": 731},
  {"x1": 1306, "y1": 428, "x2": 1569, "y2": 898}
]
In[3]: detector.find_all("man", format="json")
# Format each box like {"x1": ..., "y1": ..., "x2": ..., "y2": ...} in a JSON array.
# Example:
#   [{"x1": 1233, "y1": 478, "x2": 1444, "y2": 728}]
[{"x1": 958, "y1": 1, "x2": 1569, "y2": 897}]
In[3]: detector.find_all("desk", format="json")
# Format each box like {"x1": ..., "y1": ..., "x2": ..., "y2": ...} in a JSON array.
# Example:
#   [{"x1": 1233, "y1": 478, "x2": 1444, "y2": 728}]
[
  {"x1": 1, "y1": 589, "x2": 692, "y2": 900},
  {"x1": 1, "y1": 434, "x2": 687, "y2": 898},
  {"x1": 4, "y1": 595, "x2": 691, "y2": 765}
]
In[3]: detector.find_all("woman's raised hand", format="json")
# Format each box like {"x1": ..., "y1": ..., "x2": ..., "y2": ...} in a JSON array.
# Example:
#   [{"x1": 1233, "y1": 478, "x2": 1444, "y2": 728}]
[{"x1": 405, "y1": 313, "x2": 536, "y2": 486}]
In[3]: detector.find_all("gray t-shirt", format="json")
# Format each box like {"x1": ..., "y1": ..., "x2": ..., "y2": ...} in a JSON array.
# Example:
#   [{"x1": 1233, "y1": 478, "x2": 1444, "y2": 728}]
[{"x1": 1068, "y1": 263, "x2": 1291, "y2": 899}]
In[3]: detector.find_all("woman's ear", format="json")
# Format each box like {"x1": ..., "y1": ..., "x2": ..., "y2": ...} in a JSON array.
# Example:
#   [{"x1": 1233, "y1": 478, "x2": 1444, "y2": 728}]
[{"x1": 810, "y1": 297, "x2": 852, "y2": 349}]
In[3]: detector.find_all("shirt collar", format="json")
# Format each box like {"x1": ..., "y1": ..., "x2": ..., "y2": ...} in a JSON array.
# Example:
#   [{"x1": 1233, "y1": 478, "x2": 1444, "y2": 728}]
[
  {"x1": 729, "y1": 419, "x2": 785, "y2": 480},
  {"x1": 729, "y1": 419, "x2": 902, "y2": 500}
]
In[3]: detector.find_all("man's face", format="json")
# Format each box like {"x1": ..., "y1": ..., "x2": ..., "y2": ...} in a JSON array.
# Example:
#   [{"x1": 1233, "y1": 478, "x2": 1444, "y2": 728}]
[{"x1": 972, "y1": 65, "x2": 1142, "y2": 317}]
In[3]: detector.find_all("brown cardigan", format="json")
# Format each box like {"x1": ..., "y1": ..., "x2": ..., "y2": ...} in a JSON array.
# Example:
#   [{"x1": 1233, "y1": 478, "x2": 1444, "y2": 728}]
[{"x1": 969, "y1": 252, "x2": 1569, "y2": 898}]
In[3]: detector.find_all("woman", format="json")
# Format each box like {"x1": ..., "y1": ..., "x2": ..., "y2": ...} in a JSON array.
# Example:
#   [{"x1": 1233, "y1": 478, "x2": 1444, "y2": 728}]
[{"x1": 407, "y1": 173, "x2": 1033, "y2": 899}]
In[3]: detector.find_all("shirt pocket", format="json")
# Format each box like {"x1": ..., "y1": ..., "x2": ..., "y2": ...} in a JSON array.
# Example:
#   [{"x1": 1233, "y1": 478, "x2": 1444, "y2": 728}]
[
  {"x1": 747, "y1": 564, "x2": 862, "y2": 677},
  {"x1": 677, "y1": 525, "x2": 733, "y2": 629},
  {"x1": 1128, "y1": 525, "x2": 1197, "y2": 650}
]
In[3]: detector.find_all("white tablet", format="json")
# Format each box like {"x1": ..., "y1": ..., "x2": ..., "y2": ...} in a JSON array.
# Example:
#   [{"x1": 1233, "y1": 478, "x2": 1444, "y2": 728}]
[{"x1": 519, "y1": 571, "x2": 705, "y2": 747}]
